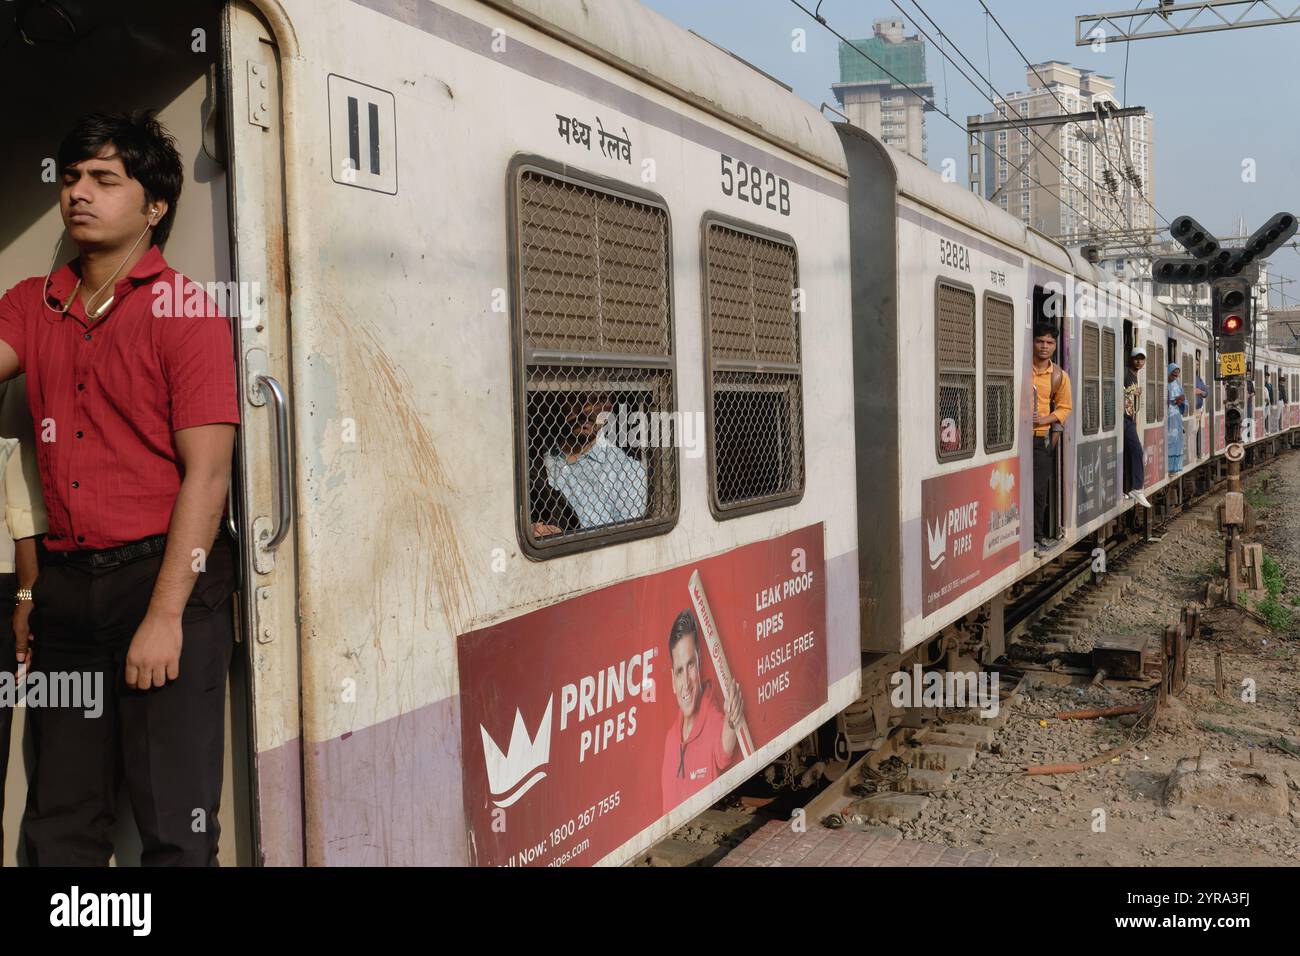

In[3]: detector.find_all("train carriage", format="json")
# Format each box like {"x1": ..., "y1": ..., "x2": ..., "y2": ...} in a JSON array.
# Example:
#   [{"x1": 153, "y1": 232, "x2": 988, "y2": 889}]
[
  {"x1": 2, "y1": 0, "x2": 861, "y2": 867},
  {"x1": 3, "y1": 0, "x2": 1298, "y2": 870},
  {"x1": 837, "y1": 121, "x2": 1296, "y2": 676}
]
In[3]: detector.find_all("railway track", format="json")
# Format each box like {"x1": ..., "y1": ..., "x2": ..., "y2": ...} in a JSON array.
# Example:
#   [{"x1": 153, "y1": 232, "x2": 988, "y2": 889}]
[{"x1": 642, "y1": 439, "x2": 1299, "y2": 866}]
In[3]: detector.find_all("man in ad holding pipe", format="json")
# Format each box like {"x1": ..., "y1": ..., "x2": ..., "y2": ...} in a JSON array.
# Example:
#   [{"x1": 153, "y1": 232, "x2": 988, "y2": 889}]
[{"x1": 660, "y1": 608, "x2": 745, "y2": 814}]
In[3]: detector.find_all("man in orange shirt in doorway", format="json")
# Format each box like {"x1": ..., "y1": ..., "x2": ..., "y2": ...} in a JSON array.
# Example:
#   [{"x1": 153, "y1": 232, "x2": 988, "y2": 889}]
[{"x1": 1031, "y1": 323, "x2": 1072, "y2": 556}]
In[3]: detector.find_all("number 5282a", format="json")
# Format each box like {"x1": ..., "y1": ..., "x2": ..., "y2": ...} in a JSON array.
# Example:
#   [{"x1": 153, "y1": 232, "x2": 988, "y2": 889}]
[{"x1": 720, "y1": 154, "x2": 790, "y2": 216}]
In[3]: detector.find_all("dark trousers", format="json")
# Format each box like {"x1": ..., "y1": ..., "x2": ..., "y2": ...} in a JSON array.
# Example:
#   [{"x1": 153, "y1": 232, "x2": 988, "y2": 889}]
[
  {"x1": 1033, "y1": 436, "x2": 1053, "y2": 541},
  {"x1": 1123, "y1": 416, "x2": 1144, "y2": 493},
  {"x1": 0, "y1": 572, "x2": 15, "y2": 861},
  {"x1": 21, "y1": 535, "x2": 236, "y2": 866}
]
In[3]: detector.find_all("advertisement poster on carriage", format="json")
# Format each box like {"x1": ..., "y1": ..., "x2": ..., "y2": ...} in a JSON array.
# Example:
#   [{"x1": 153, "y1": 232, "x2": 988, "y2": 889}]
[
  {"x1": 920, "y1": 458, "x2": 1020, "y2": 617},
  {"x1": 1143, "y1": 425, "x2": 1166, "y2": 487},
  {"x1": 1076, "y1": 437, "x2": 1118, "y2": 525},
  {"x1": 1214, "y1": 412, "x2": 1226, "y2": 453},
  {"x1": 457, "y1": 525, "x2": 827, "y2": 867}
]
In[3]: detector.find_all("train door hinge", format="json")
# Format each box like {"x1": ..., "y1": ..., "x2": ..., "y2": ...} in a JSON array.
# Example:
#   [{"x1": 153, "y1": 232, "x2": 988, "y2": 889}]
[{"x1": 254, "y1": 585, "x2": 275, "y2": 644}]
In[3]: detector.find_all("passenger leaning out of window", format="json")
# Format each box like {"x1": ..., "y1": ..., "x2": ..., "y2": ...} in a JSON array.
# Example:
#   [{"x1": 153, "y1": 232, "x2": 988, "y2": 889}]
[
  {"x1": 1030, "y1": 323, "x2": 1071, "y2": 556},
  {"x1": 0, "y1": 111, "x2": 239, "y2": 866}
]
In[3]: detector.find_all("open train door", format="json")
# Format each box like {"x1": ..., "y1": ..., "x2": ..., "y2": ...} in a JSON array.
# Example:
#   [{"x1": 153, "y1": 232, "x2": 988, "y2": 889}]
[{"x1": 223, "y1": 0, "x2": 305, "y2": 865}]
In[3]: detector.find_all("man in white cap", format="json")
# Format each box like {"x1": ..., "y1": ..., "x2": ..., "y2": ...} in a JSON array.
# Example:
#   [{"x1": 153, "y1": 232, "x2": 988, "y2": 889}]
[{"x1": 1123, "y1": 347, "x2": 1152, "y2": 508}]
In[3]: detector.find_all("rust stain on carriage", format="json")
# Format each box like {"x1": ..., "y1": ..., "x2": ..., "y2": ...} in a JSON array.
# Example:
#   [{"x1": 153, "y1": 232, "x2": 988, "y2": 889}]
[{"x1": 325, "y1": 311, "x2": 475, "y2": 641}]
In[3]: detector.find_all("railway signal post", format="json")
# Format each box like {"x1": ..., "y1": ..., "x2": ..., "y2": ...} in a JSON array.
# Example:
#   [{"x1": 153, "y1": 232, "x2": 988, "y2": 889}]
[
  {"x1": 1153, "y1": 211, "x2": 1297, "y2": 604},
  {"x1": 1214, "y1": 279, "x2": 1250, "y2": 606}
]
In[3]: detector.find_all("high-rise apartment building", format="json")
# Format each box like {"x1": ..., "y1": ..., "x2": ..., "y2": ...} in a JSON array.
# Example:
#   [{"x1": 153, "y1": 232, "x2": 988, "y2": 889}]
[
  {"x1": 832, "y1": 17, "x2": 934, "y2": 162},
  {"x1": 969, "y1": 62, "x2": 1153, "y2": 242}
]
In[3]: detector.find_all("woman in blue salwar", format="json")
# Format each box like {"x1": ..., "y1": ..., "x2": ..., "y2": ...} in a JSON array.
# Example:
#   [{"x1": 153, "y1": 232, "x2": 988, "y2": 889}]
[{"x1": 1167, "y1": 363, "x2": 1187, "y2": 474}]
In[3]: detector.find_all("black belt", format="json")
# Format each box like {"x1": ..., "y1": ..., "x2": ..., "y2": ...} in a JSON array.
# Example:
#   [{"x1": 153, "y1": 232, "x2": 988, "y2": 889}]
[{"x1": 47, "y1": 534, "x2": 168, "y2": 570}]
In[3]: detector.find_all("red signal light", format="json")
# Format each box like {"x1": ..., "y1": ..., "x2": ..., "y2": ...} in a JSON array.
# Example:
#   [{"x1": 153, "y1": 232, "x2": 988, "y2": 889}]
[{"x1": 1223, "y1": 314, "x2": 1242, "y2": 334}]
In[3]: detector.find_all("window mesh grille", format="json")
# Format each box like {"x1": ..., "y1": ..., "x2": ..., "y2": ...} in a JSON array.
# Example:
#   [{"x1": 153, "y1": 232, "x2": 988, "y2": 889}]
[
  {"x1": 937, "y1": 283, "x2": 976, "y2": 459},
  {"x1": 984, "y1": 295, "x2": 1014, "y2": 452},
  {"x1": 1082, "y1": 323, "x2": 1100, "y2": 435},
  {"x1": 516, "y1": 170, "x2": 677, "y2": 547},
  {"x1": 1102, "y1": 328, "x2": 1116, "y2": 430},
  {"x1": 704, "y1": 223, "x2": 804, "y2": 512}
]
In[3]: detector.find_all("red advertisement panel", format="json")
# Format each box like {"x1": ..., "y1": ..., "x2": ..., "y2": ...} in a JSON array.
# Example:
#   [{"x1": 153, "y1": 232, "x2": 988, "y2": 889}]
[
  {"x1": 921, "y1": 458, "x2": 1020, "y2": 617},
  {"x1": 458, "y1": 525, "x2": 827, "y2": 867},
  {"x1": 1143, "y1": 425, "x2": 1166, "y2": 487},
  {"x1": 1214, "y1": 412, "x2": 1226, "y2": 453}
]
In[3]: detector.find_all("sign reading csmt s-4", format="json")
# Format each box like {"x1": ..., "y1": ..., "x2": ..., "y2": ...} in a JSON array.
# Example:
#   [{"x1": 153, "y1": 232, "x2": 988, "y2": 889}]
[{"x1": 720, "y1": 154, "x2": 791, "y2": 216}]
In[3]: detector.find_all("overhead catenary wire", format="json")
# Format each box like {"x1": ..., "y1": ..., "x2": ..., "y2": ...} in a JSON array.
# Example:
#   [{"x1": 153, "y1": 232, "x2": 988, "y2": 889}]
[
  {"x1": 982, "y1": 1, "x2": 1135, "y2": 234},
  {"x1": 978, "y1": 0, "x2": 1170, "y2": 233},
  {"x1": 895, "y1": 0, "x2": 1135, "y2": 237},
  {"x1": 787, "y1": 1, "x2": 1110, "y2": 238}
]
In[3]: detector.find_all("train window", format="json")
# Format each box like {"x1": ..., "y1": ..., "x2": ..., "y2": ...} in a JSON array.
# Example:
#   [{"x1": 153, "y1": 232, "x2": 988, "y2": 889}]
[
  {"x1": 1101, "y1": 328, "x2": 1117, "y2": 430},
  {"x1": 1081, "y1": 322, "x2": 1100, "y2": 435},
  {"x1": 702, "y1": 219, "x2": 804, "y2": 516},
  {"x1": 512, "y1": 165, "x2": 678, "y2": 555},
  {"x1": 936, "y1": 281, "x2": 977, "y2": 461},
  {"x1": 1144, "y1": 340, "x2": 1154, "y2": 421},
  {"x1": 1156, "y1": 345, "x2": 1166, "y2": 420},
  {"x1": 983, "y1": 293, "x2": 1015, "y2": 453}
]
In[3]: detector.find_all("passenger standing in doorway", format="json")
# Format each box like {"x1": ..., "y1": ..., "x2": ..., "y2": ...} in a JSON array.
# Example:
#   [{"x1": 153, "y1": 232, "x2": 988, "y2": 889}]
[
  {"x1": 0, "y1": 377, "x2": 47, "y2": 861},
  {"x1": 1030, "y1": 324, "x2": 1072, "y2": 556},
  {"x1": 1167, "y1": 363, "x2": 1187, "y2": 474},
  {"x1": 0, "y1": 112, "x2": 239, "y2": 866},
  {"x1": 1123, "y1": 348, "x2": 1152, "y2": 508},
  {"x1": 1194, "y1": 370, "x2": 1208, "y2": 458}
]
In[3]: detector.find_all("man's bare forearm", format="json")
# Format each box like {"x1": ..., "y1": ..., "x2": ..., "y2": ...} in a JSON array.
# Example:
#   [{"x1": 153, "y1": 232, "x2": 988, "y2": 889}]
[
  {"x1": 14, "y1": 536, "x2": 38, "y2": 589},
  {"x1": 148, "y1": 472, "x2": 229, "y2": 619}
]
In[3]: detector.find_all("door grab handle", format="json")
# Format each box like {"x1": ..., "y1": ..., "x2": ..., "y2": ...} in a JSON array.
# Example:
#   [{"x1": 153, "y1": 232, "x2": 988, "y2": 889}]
[
  {"x1": 254, "y1": 372, "x2": 292, "y2": 552},
  {"x1": 226, "y1": 478, "x2": 239, "y2": 539}
]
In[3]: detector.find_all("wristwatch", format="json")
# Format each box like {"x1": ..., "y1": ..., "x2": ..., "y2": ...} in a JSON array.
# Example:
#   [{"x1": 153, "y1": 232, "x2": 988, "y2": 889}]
[{"x1": 15, "y1": 588, "x2": 32, "y2": 602}]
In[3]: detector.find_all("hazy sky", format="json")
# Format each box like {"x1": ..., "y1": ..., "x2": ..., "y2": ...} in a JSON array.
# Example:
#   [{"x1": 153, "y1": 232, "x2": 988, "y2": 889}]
[{"x1": 640, "y1": 0, "x2": 1300, "y2": 305}]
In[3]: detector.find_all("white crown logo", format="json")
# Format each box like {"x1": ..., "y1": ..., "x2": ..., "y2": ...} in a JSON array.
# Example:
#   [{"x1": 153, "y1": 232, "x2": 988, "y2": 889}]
[
  {"x1": 480, "y1": 696, "x2": 553, "y2": 809},
  {"x1": 926, "y1": 517, "x2": 947, "y2": 570}
]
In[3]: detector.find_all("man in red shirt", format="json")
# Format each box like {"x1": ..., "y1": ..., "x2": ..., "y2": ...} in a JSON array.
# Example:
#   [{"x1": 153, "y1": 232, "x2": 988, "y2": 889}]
[
  {"x1": 660, "y1": 610, "x2": 743, "y2": 815},
  {"x1": 0, "y1": 112, "x2": 239, "y2": 866}
]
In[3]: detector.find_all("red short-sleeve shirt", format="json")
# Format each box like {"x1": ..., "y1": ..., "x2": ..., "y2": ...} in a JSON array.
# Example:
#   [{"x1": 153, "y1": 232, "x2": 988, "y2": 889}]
[
  {"x1": 661, "y1": 684, "x2": 735, "y2": 814},
  {"x1": 0, "y1": 246, "x2": 239, "y2": 551}
]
